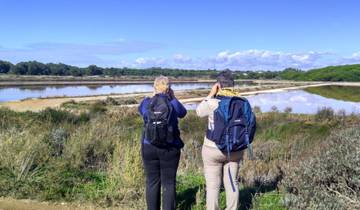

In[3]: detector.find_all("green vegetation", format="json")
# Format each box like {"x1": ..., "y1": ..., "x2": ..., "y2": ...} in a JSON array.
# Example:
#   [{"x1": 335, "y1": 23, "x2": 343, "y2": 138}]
[
  {"x1": 280, "y1": 65, "x2": 360, "y2": 81},
  {"x1": 281, "y1": 127, "x2": 360, "y2": 209},
  {"x1": 305, "y1": 85, "x2": 360, "y2": 102},
  {"x1": 2, "y1": 60, "x2": 360, "y2": 81},
  {"x1": 0, "y1": 105, "x2": 359, "y2": 209},
  {"x1": 0, "y1": 60, "x2": 282, "y2": 79},
  {"x1": 0, "y1": 60, "x2": 218, "y2": 78}
]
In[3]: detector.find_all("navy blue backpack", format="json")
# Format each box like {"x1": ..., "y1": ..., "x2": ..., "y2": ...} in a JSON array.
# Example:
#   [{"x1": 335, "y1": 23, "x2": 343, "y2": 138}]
[
  {"x1": 206, "y1": 95, "x2": 256, "y2": 158},
  {"x1": 206, "y1": 96, "x2": 256, "y2": 192}
]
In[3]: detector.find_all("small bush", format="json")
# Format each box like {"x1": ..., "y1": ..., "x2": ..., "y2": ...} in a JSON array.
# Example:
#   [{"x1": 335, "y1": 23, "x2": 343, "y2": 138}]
[
  {"x1": 315, "y1": 107, "x2": 334, "y2": 122},
  {"x1": 239, "y1": 160, "x2": 283, "y2": 187},
  {"x1": 117, "y1": 97, "x2": 138, "y2": 105},
  {"x1": 123, "y1": 98, "x2": 138, "y2": 104},
  {"x1": 105, "y1": 97, "x2": 119, "y2": 105},
  {"x1": 284, "y1": 107, "x2": 292, "y2": 114},
  {"x1": 271, "y1": 106, "x2": 279, "y2": 113},
  {"x1": 89, "y1": 101, "x2": 107, "y2": 114},
  {"x1": 281, "y1": 127, "x2": 360, "y2": 210},
  {"x1": 46, "y1": 127, "x2": 69, "y2": 156},
  {"x1": 253, "y1": 106, "x2": 262, "y2": 114},
  {"x1": 37, "y1": 108, "x2": 90, "y2": 124}
]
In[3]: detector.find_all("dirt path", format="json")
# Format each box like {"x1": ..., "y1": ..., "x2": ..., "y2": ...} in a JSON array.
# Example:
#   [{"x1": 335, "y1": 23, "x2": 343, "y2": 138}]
[{"x1": 1, "y1": 82, "x2": 359, "y2": 112}]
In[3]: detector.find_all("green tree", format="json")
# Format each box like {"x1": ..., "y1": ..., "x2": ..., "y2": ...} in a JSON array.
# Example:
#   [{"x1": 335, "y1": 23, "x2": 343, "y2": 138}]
[
  {"x1": 11, "y1": 62, "x2": 29, "y2": 74},
  {"x1": 86, "y1": 65, "x2": 103, "y2": 75},
  {"x1": 0, "y1": 60, "x2": 13, "y2": 73}
]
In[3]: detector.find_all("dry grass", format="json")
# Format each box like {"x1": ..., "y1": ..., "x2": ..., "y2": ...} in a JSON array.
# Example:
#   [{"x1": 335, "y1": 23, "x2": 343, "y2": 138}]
[{"x1": 0, "y1": 105, "x2": 359, "y2": 209}]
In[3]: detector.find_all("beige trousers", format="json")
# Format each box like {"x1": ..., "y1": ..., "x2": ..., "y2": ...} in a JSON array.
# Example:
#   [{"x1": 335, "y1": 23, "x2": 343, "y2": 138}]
[{"x1": 202, "y1": 145, "x2": 244, "y2": 210}]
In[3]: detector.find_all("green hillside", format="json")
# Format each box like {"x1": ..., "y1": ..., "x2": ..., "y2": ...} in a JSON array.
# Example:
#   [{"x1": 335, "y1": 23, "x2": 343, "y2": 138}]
[{"x1": 280, "y1": 64, "x2": 360, "y2": 81}]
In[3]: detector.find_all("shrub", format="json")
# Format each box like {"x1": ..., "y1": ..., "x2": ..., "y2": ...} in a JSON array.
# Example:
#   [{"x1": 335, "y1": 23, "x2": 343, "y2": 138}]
[
  {"x1": 315, "y1": 107, "x2": 334, "y2": 122},
  {"x1": 122, "y1": 98, "x2": 138, "y2": 104},
  {"x1": 37, "y1": 108, "x2": 90, "y2": 124},
  {"x1": 253, "y1": 140, "x2": 282, "y2": 162},
  {"x1": 284, "y1": 107, "x2": 292, "y2": 114},
  {"x1": 89, "y1": 101, "x2": 107, "y2": 115},
  {"x1": 105, "y1": 97, "x2": 119, "y2": 105},
  {"x1": 253, "y1": 106, "x2": 262, "y2": 114},
  {"x1": 46, "y1": 127, "x2": 70, "y2": 156},
  {"x1": 239, "y1": 160, "x2": 283, "y2": 188},
  {"x1": 281, "y1": 127, "x2": 360, "y2": 210},
  {"x1": 270, "y1": 106, "x2": 279, "y2": 113},
  {"x1": 117, "y1": 98, "x2": 138, "y2": 105}
]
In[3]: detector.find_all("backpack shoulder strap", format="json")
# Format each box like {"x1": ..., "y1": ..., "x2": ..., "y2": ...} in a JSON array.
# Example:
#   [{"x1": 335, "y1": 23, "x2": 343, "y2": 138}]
[{"x1": 215, "y1": 96, "x2": 233, "y2": 123}]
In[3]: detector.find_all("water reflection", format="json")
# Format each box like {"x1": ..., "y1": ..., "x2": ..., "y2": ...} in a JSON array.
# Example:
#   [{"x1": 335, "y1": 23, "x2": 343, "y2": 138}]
[
  {"x1": 185, "y1": 89, "x2": 360, "y2": 115},
  {"x1": 0, "y1": 83, "x2": 212, "y2": 102}
]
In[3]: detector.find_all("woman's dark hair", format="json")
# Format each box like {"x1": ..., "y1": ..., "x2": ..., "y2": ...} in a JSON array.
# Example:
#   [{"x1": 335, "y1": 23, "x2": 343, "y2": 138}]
[{"x1": 217, "y1": 70, "x2": 234, "y2": 88}]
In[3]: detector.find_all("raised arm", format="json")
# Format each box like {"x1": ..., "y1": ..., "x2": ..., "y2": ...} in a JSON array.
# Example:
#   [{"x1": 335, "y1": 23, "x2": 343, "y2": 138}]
[
  {"x1": 196, "y1": 83, "x2": 220, "y2": 117},
  {"x1": 138, "y1": 97, "x2": 150, "y2": 117},
  {"x1": 170, "y1": 98, "x2": 187, "y2": 118}
]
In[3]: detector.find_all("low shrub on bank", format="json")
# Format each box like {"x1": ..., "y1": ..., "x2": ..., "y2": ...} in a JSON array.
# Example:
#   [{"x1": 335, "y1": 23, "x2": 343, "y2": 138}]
[{"x1": 281, "y1": 127, "x2": 360, "y2": 210}]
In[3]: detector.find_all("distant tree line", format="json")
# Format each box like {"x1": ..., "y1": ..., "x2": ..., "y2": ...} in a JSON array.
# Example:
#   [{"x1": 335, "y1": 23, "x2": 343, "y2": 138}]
[
  {"x1": 1, "y1": 60, "x2": 360, "y2": 81},
  {"x1": 0, "y1": 60, "x2": 281, "y2": 79}
]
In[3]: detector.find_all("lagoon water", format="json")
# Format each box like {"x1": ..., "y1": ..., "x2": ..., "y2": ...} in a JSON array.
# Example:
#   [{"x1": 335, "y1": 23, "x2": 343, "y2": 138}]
[
  {"x1": 185, "y1": 89, "x2": 360, "y2": 115},
  {"x1": 0, "y1": 83, "x2": 212, "y2": 102},
  {"x1": 1, "y1": 83, "x2": 359, "y2": 115}
]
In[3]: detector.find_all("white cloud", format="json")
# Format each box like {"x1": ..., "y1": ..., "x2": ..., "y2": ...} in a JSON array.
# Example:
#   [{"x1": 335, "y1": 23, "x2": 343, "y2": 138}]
[
  {"x1": 351, "y1": 52, "x2": 360, "y2": 58},
  {"x1": 335, "y1": 51, "x2": 360, "y2": 66},
  {"x1": 1, "y1": 42, "x2": 360, "y2": 70},
  {"x1": 133, "y1": 50, "x2": 338, "y2": 70}
]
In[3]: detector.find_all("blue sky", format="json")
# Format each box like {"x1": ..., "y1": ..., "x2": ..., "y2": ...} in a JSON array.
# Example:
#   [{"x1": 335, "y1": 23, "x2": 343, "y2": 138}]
[{"x1": 1, "y1": 0, "x2": 360, "y2": 70}]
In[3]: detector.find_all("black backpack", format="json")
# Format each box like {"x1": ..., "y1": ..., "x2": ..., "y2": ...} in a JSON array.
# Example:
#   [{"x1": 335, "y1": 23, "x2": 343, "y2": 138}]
[{"x1": 144, "y1": 95, "x2": 174, "y2": 147}]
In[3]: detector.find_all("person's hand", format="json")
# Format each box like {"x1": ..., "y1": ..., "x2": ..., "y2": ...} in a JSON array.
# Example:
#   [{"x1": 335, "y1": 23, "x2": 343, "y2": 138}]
[
  {"x1": 208, "y1": 83, "x2": 220, "y2": 98},
  {"x1": 168, "y1": 88, "x2": 175, "y2": 100}
]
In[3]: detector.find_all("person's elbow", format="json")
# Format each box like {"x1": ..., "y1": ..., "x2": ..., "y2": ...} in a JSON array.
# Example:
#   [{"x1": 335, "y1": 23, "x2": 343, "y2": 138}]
[
  {"x1": 195, "y1": 102, "x2": 208, "y2": 117},
  {"x1": 196, "y1": 107, "x2": 206, "y2": 117},
  {"x1": 138, "y1": 97, "x2": 149, "y2": 116},
  {"x1": 178, "y1": 108, "x2": 187, "y2": 118}
]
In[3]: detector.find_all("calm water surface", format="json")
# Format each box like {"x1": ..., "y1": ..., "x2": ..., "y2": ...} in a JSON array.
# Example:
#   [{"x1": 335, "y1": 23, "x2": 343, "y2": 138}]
[
  {"x1": 0, "y1": 83, "x2": 212, "y2": 102},
  {"x1": 0, "y1": 81, "x2": 254, "y2": 102},
  {"x1": 1, "y1": 83, "x2": 359, "y2": 115},
  {"x1": 185, "y1": 88, "x2": 360, "y2": 115}
]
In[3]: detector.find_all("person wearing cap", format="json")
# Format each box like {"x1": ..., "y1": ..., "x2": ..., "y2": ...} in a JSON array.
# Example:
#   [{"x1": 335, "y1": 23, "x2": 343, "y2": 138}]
[{"x1": 196, "y1": 70, "x2": 244, "y2": 210}]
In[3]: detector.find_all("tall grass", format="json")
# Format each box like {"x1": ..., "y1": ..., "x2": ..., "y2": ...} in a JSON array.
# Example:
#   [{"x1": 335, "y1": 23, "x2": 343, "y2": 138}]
[{"x1": 0, "y1": 106, "x2": 359, "y2": 209}]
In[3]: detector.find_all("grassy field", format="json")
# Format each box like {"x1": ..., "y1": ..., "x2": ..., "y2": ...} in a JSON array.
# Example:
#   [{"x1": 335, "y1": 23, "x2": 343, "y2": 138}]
[{"x1": 0, "y1": 102, "x2": 359, "y2": 209}]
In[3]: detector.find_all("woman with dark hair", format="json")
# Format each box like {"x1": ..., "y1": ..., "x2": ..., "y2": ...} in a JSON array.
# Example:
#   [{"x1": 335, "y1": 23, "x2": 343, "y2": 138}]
[{"x1": 196, "y1": 70, "x2": 246, "y2": 210}]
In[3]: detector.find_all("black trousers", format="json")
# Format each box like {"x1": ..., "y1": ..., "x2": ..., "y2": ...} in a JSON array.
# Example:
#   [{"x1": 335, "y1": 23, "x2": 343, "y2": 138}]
[{"x1": 142, "y1": 143, "x2": 180, "y2": 210}]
